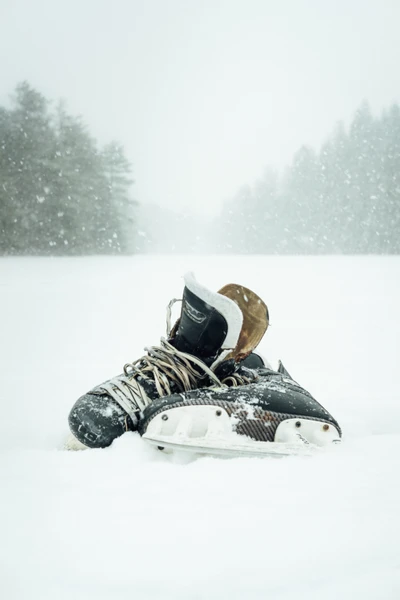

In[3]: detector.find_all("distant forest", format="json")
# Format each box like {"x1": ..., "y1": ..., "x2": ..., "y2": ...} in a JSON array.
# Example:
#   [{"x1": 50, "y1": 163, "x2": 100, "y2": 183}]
[
  {"x1": 0, "y1": 82, "x2": 135, "y2": 255},
  {"x1": 217, "y1": 101, "x2": 400, "y2": 254},
  {"x1": 1, "y1": 82, "x2": 399, "y2": 255}
]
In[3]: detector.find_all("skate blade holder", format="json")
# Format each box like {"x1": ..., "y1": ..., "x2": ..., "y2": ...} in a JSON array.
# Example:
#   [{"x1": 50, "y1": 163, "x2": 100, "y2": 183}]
[
  {"x1": 274, "y1": 418, "x2": 341, "y2": 447},
  {"x1": 142, "y1": 406, "x2": 340, "y2": 458}
]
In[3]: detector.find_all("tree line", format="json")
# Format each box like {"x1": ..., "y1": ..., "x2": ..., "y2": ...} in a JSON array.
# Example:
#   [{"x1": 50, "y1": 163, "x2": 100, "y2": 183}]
[
  {"x1": 0, "y1": 82, "x2": 135, "y2": 255},
  {"x1": 217, "y1": 102, "x2": 400, "y2": 254},
  {"x1": 1, "y1": 84, "x2": 399, "y2": 256}
]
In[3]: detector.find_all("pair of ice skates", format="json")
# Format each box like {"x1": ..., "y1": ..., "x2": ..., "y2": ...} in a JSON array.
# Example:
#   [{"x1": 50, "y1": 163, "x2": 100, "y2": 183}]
[{"x1": 67, "y1": 273, "x2": 341, "y2": 457}]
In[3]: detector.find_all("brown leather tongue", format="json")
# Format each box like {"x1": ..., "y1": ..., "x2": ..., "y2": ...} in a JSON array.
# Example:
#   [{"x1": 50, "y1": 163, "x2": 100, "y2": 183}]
[{"x1": 218, "y1": 284, "x2": 269, "y2": 362}]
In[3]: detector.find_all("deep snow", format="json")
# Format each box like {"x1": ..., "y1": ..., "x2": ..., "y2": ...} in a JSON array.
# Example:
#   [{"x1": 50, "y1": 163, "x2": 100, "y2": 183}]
[{"x1": 1, "y1": 255, "x2": 400, "y2": 600}]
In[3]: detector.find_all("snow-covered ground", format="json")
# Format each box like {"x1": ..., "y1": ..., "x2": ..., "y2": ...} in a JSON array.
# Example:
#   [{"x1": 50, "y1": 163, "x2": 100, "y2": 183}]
[{"x1": 1, "y1": 255, "x2": 400, "y2": 600}]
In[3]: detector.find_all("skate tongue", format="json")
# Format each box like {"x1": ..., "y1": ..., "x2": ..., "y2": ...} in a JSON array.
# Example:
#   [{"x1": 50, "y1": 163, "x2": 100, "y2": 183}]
[
  {"x1": 218, "y1": 284, "x2": 269, "y2": 362},
  {"x1": 170, "y1": 273, "x2": 243, "y2": 366}
]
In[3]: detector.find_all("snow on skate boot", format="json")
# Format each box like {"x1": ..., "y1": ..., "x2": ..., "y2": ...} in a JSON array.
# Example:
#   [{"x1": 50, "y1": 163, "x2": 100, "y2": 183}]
[
  {"x1": 139, "y1": 366, "x2": 342, "y2": 458},
  {"x1": 138, "y1": 281, "x2": 343, "y2": 458},
  {"x1": 67, "y1": 273, "x2": 261, "y2": 450}
]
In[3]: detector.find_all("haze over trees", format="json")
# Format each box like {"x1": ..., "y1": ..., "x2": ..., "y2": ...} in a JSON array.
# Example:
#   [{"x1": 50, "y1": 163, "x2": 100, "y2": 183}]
[
  {"x1": 1, "y1": 83, "x2": 399, "y2": 255},
  {"x1": 218, "y1": 102, "x2": 400, "y2": 254},
  {"x1": 0, "y1": 82, "x2": 135, "y2": 255}
]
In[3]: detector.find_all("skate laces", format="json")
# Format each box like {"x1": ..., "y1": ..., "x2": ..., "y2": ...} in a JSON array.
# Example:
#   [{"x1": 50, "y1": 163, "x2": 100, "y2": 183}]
[
  {"x1": 220, "y1": 370, "x2": 256, "y2": 387},
  {"x1": 133, "y1": 338, "x2": 255, "y2": 390},
  {"x1": 97, "y1": 338, "x2": 225, "y2": 423}
]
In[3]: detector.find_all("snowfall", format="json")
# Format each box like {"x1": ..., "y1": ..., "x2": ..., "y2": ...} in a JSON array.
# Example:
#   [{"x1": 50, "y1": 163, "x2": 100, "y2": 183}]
[{"x1": 1, "y1": 255, "x2": 400, "y2": 600}]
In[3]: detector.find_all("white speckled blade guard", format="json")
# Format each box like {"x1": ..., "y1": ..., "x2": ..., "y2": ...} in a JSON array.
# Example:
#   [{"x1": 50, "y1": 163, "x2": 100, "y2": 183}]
[{"x1": 142, "y1": 404, "x2": 341, "y2": 458}]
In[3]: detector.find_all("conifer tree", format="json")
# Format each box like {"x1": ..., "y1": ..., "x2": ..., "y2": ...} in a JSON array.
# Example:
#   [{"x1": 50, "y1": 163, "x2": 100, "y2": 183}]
[{"x1": 0, "y1": 82, "x2": 136, "y2": 255}]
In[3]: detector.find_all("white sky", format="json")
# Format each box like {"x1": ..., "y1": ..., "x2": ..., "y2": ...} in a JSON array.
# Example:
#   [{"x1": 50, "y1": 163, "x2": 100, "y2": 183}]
[{"x1": 1, "y1": 0, "x2": 399, "y2": 215}]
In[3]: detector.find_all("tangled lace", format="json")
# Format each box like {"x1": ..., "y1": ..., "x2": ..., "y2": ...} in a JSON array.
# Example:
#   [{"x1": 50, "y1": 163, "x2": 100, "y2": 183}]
[
  {"x1": 221, "y1": 372, "x2": 256, "y2": 387},
  {"x1": 98, "y1": 338, "x2": 220, "y2": 422},
  {"x1": 98, "y1": 338, "x2": 254, "y2": 423}
]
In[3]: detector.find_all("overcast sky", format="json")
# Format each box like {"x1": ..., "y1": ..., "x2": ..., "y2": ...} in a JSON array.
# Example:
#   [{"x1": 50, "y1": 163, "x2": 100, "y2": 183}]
[{"x1": 1, "y1": 0, "x2": 399, "y2": 215}]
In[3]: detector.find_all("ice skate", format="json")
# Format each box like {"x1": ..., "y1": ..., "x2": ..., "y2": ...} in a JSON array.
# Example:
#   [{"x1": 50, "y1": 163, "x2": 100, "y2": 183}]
[
  {"x1": 139, "y1": 358, "x2": 342, "y2": 458},
  {"x1": 67, "y1": 272, "x2": 341, "y2": 456},
  {"x1": 67, "y1": 273, "x2": 267, "y2": 449}
]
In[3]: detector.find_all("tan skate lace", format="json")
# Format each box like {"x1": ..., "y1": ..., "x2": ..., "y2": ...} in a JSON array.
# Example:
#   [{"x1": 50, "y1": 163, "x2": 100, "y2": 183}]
[
  {"x1": 220, "y1": 372, "x2": 255, "y2": 387},
  {"x1": 98, "y1": 338, "x2": 225, "y2": 423},
  {"x1": 99, "y1": 337, "x2": 257, "y2": 425}
]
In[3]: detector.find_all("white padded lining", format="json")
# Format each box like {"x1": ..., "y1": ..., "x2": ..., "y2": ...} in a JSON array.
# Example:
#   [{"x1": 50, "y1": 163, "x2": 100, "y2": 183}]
[{"x1": 184, "y1": 272, "x2": 243, "y2": 350}]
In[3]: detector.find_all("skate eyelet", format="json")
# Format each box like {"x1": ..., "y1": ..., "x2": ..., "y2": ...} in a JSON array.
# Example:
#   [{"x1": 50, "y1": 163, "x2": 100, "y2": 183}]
[
  {"x1": 216, "y1": 410, "x2": 222, "y2": 417},
  {"x1": 295, "y1": 421, "x2": 301, "y2": 428},
  {"x1": 323, "y1": 424, "x2": 329, "y2": 431},
  {"x1": 161, "y1": 414, "x2": 169, "y2": 421},
  {"x1": 123, "y1": 363, "x2": 133, "y2": 375}
]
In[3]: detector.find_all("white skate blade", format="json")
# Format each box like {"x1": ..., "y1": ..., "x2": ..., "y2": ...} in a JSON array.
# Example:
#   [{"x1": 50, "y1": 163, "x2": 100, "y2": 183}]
[
  {"x1": 141, "y1": 405, "x2": 337, "y2": 458},
  {"x1": 142, "y1": 432, "x2": 318, "y2": 458}
]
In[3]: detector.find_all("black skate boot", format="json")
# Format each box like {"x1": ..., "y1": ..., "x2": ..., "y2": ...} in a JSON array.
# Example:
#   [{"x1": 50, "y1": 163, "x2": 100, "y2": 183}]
[
  {"x1": 67, "y1": 273, "x2": 265, "y2": 450},
  {"x1": 168, "y1": 273, "x2": 269, "y2": 366},
  {"x1": 139, "y1": 364, "x2": 342, "y2": 458},
  {"x1": 167, "y1": 272, "x2": 245, "y2": 367},
  {"x1": 134, "y1": 282, "x2": 342, "y2": 457}
]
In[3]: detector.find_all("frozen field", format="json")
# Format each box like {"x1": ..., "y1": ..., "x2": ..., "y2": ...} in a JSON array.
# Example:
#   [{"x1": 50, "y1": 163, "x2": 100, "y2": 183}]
[{"x1": 1, "y1": 255, "x2": 400, "y2": 600}]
